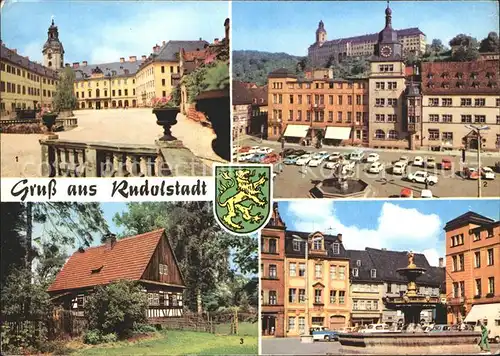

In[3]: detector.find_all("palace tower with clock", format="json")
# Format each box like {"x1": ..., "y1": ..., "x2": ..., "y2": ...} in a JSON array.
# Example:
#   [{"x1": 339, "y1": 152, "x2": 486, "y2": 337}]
[
  {"x1": 368, "y1": 3, "x2": 408, "y2": 149},
  {"x1": 42, "y1": 18, "x2": 65, "y2": 71}
]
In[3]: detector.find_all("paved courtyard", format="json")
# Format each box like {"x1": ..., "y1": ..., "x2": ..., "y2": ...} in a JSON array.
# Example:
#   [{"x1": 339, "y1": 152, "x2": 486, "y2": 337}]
[
  {"x1": 261, "y1": 337, "x2": 500, "y2": 355},
  {"x1": 1, "y1": 108, "x2": 222, "y2": 177},
  {"x1": 238, "y1": 137, "x2": 500, "y2": 198}
]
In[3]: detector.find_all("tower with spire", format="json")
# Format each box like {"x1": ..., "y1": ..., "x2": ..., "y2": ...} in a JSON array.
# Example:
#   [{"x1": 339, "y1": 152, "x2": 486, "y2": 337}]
[
  {"x1": 373, "y1": 1, "x2": 402, "y2": 60},
  {"x1": 42, "y1": 17, "x2": 65, "y2": 70},
  {"x1": 315, "y1": 20, "x2": 327, "y2": 45}
]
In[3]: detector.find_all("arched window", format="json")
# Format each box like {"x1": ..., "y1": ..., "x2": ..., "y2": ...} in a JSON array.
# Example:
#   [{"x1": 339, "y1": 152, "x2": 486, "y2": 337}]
[
  {"x1": 81, "y1": 102, "x2": 85, "y2": 109},
  {"x1": 124, "y1": 100, "x2": 129, "y2": 107},
  {"x1": 96, "y1": 89, "x2": 100, "y2": 98},
  {"x1": 112, "y1": 100, "x2": 116, "y2": 108},
  {"x1": 118, "y1": 100, "x2": 123, "y2": 107},
  {"x1": 48, "y1": 61, "x2": 52, "y2": 67},
  {"x1": 388, "y1": 130, "x2": 398, "y2": 140},
  {"x1": 375, "y1": 129, "x2": 385, "y2": 139}
]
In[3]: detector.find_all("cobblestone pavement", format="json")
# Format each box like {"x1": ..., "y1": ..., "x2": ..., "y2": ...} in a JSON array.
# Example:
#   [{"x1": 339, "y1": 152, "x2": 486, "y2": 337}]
[
  {"x1": 1, "y1": 108, "x2": 222, "y2": 177},
  {"x1": 261, "y1": 337, "x2": 500, "y2": 355},
  {"x1": 237, "y1": 137, "x2": 500, "y2": 199}
]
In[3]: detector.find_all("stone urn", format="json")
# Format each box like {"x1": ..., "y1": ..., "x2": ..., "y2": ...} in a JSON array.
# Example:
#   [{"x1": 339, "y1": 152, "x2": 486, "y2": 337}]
[
  {"x1": 42, "y1": 113, "x2": 58, "y2": 133},
  {"x1": 195, "y1": 88, "x2": 230, "y2": 161},
  {"x1": 153, "y1": 107, "x2": 180, "y2": 141}
]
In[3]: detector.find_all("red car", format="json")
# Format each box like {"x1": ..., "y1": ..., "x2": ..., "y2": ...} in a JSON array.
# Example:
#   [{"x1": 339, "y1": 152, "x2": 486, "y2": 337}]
[
  {"x1": 400, "y1": 188, "x2": 414, "y2": 198},
  {"x1": 463, "y1": 167, "x2": 479, "y2": 180},
  {"x1": 441, "y1": 158, "x2": 452, "y2": 170},
  {"x1": 238, "y1": 146, "x2": 251, "y2": 153},
  {"x1": 262, "y1": 153, "x2": 280, "y2": 164}
]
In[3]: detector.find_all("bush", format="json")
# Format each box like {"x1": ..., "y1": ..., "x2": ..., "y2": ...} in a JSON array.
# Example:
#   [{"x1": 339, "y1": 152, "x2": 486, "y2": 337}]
[
  {"x1": 101, "y1": 332, "x2": 118, "y2": 343},
  {"x1": 1, "y1": 123, "x2": 43, "y2": 134},
  {"x1": 37, "y1": 339, "x2": 72, "y2": 354},
  {"x1": 133, "y1": 323, "x2": 157, "y2": 334},
  {"x1": 83, "y1": 329, "x2": 102, "y2": 345}
]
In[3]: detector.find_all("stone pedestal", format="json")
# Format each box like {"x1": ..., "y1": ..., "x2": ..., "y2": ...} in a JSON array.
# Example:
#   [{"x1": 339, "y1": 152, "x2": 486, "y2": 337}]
[{"x1": 156, "y1": 139, "x2": 209, "y2": 176}]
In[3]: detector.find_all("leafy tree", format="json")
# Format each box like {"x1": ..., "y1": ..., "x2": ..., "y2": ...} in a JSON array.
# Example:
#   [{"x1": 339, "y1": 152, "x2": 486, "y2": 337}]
[
  {"x1": 84, "y1": 280, "x2": 148, "y2": 338},
  {"x1": 430, "y1": 39, "x2": 445, "y2": 53},
  {"x1": 296, "y1": 56, "x2": 310, "y2": 72},
  {"x1": 181, "y1": 66, "x2": 209, "y2": 103},
  {"x1": 202, "y1": 61, "x2": 230, "y2": 90},
  {"x1": 449, "y1": 34, "x2": 477, "y2": 48},
  {"x1": 479, "y1": 31, "x2": 499, "y2": 53},
  {"x1": 35, "y1": 242, "x2": 67, "y2": 285},
  {"x1": 113, "y1": 202, "x2": 258, "y2": 312},
  {"x1": 53, "y1": 67, "x2": 77, "y2": 113},
  {"x1": 0, "y1": 203, "x2": 26, "y2": 286},
  {"x1": 405, "y1": 51, "x2": 419, "y2": 65},
  {"x1": 449, "y1": 34, "x2": 479, "y2": 62}
]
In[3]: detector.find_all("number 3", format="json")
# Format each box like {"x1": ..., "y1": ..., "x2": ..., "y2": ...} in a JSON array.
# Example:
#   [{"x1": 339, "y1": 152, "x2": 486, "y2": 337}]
[{"x1": 240, "y1": 338, "x2": 244, "y2": 344}]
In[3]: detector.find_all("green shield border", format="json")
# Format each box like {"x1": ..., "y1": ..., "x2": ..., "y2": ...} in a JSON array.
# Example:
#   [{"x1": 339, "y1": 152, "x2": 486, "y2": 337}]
[{"x1": 213, "y1": 164, "x2": 273, "y2": 236}]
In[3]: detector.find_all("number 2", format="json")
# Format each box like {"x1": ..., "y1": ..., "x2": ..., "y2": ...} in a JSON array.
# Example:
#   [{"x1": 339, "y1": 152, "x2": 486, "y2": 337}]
[{"x1": 483, "y1": 181, "x2": 488, "y2": 187}]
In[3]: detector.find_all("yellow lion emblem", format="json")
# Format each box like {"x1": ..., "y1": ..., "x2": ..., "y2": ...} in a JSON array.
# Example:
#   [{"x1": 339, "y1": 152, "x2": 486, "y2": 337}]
[{"x1": 217, "y1": 169, "x2": 268, "y2": 230}]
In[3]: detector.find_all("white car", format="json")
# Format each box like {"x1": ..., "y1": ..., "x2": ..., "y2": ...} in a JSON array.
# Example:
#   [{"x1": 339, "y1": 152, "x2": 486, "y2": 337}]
[
  {"x1": 308, "y1": 152, "x2": 329, "y2": 167},
  {"x1": 481, "y1": 167, "x2": 496, "y2": 180},
  {"x1": 426, "y1": 157, "x2": 436, "y2": 169},
  {"x1": 238, "y1": 152, "x2": 254, "y2": 161},
  {"x1": 248, "y1": 146, "x2": 260, "y2": 154},
  {"x1": 325, "y1": 161, "x2": 338, "y2": 169},
  {"x1": 407, "y1": 171, "x2": 438, "y2": 185},
  {"x1": 368, "y1": 162, "x2": 385, "y2": 173},
  {"x1": 400, "y1": 155, "x2": 410, "y2": 164},
  {"x1": 327, "y1": 152, "x2": 342, "y2": 162},
  {"x1": 359, "y1": 324, "x2": 391, "y2": 334},
  {"x1": 420, "y1": 189, "x2": 434, "y2": 198},
  {"x1": 350, "y1": 151, "x2": 365, "y2": 162},
  {"x1": 413, "y1": 156, "x2": 425, "y2": 167},
  {"x1": 392, "y1": 161, "x2": 407, "y2": 175},
  {"x1": 296, "y1": 154, "x2": 313, "y2": 166},
  {"x1": 366, "y1": 153, "x2": 380, "y2": 163},
  {"x1": 257, "y1": 147, "x2": 273, "y2": 154}
]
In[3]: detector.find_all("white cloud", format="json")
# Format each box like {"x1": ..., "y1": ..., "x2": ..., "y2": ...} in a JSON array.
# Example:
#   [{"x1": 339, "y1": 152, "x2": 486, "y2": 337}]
[
  {"x1": 20, "y1": 41, "x2": 43, "y2": 63},
  {"x1": 283, "y1": 201, "x2": 443, "y2": 266}
]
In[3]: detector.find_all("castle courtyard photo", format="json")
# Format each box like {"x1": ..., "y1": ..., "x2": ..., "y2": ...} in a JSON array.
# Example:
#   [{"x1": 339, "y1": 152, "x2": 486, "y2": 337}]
[{"x1": 1, "y1": 1, "x2": 230, "y2": 177}]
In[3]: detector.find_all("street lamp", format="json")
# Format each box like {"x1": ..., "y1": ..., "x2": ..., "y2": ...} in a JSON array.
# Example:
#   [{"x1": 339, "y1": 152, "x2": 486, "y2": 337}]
[
  {"x1": 292, "y1": 234, "x2": 313, "y2": 343},
  {"x1": 465, "y1": 124, "x2": 490, "y2": 198}
]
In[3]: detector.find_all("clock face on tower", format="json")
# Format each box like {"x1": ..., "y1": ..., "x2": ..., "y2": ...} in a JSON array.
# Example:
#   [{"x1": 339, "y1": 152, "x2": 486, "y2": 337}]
[{"x1": 381, "y1": 45, "x2": 392, "y2": 57}]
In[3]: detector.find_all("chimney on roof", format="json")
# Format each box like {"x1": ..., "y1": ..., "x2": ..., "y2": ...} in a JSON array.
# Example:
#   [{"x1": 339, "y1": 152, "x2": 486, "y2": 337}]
[
  {"x1": 162, "y1": 40, "x2": 166, "y2": 46},
  {"x1": 439, "y1": 257, "x2": 444, "y2": 268},
  {"x1": 199, "y1": 37, "x2": 202, "y2": 41},
  {"x1": 337, "y1": 233, "x2": 342, "y2": 242},
  {"x1": 120, "y1": 57, "x2": 125, "y2": 63},
  {"x1": 82, "y1": 61, "x2": 88, "y2": 67},
  {"x1": 214, "y1": 38, "x2": 219, "y2": 44},
  {"x1": 104, "y1": 233, "x2": 117, "y2": 250},
  {"x1": 141, "y1": 55, "x2": 147, "y2": 60},
  {"x1": 153, "y1": 45, "x2": 161, "y2": 53},
  {"x1": 129, "y1": 55, "x2": 137, "y2": 62},
  {"x1": 12, "y1": 49, "x2": 17, "y2": 54},
  {"x1": 72, "y1": 62, "x2": 79, "y2": 69}
]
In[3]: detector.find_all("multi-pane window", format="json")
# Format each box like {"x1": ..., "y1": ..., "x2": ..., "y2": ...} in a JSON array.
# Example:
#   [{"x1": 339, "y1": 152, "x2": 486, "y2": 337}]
[
  {"x1": 337, "y1": 112, "x2": 342, "y2": 122},
  {"x1": 442, "y1": 132, "x2": 453, "y2": 140},
  {"x1": 442, "y1": 98, "x2": 452, "y2": 106},
  {"x1": 299, "y1": 317, "x2": 305, "y2": 333},
  {"x1": 459, "y1": 281, "x2": 465, "y2": 297},
  {"x1": 315, "y1": 264, "x2": 322, "y2": 278},
  {"x1": 293, "y1": 240, "x2": 300, "y2": 251},
  {"x1": 442, "y1": 114, "x2": 452, "y2": 122},
  {"x1": 328, "y1": 111, "x2": 334, "y2": 122},
  {"x1": 429, "y1": 114, "x2": 439, "y2": 122},
  {"x1": 475, "y1": 279, "x2": 482, "y2": 296},
  {"x1": 348, "y1": 95, "x2": 352, "y2": 105},
  {"x1": 460, "y1": 98, "x2": 472, "y2": 106},
  {"x1": 488, "y1": 277, "x2": 495, "y2": 295},
  {"x1": 299, "y1": 289, "x2": 306, "y2": 303},
  {"x1": 298, "y1": 95, "x2": 302, "y2": 104},
  {"x1": 352, "y1": 268, "x2": 359, "y2": 277},
  {"x1": 474, "y1": 98, "x2": 485, "y2": 106},
  {"x1": 475, "y1": 251, "x2": 481, "y2": 268},
  {"x1": 289, "y1": 94, "x2": 294, "y2": 104},
  {"x1": 459, "y1": 254, "x2": 465, "y2": 271},
  {"x1": 299, "y1": 263, "x2": 306, "y2": 277},
  {"x1": 356, "y1": 95, "x2": 362, "y2": 105},
  {"x1": 330, "y1": 265, "x2": 336, "y2": 280},
  {"x1": 269, "y1": 265, "x2": 277, "y2": 278},
  {"x1": 461, "y1": 115, "x2": 472, "y2": 123},
  {"x1": 429, "y1": 130, "x2": 440, "y2": 140},
  {"x1": 330, "y1": 290, "x2": 337, "y2": 304},
  {"x1": 314, "y1": 289, "x2": 322, "y2": 304},
  {"x1": 356, "y1": 112, "x2": 362, "y2": 123},
  {"x1": 289, "y1": 288, "x2": 297, "y2": 303},
  {"x1": 453, "y1": 282, "x2": 459, "y2": 298},
  {"x1": 288, "y1": 110, "x2": 293, "y2": 121},
  {"x1": 379, "y1": 64, "x2": 393, "y2": 72},
  {"x1": 339, "y1": 266, "x2": 345, "y2": 280},
  {"x1": 290, "y1": 263, "x2": 297, "y2": 276},
  {"x1": 371, "y1": 269, "x2": 377, "y2": 278},
  {"x1": 375, "y1": 98, "x2": 385, "y2": 106},
  {"x1": 375, "y1": 114, "x2": 385, "y2": 122},
  {"x1": 338, "y1": 95, "x2": 343, "y2": 105},
  {"x1": 328, "y1": 95, "x2": 333, "y2": 105},
  {"x1": 332, "y1": 243, "x2": 340, "y2": 254},
  {"x1": 428, "y1": 98, "x2": 439, "y2": 106},
  {"x1": 452, "y1": 255, "x2": 458, "y2": 271},
  {"x1": 269, "y1": 291, "x2": 277, "y2": 305},
  {"x1": 388, "y1": 82, "x2": 397, "y2": 90},
  {"x1": 339, "y1": 291, "x2": 345, "y2": 304},
  {"x1": 474, "y1": 115, "x2": 486, "y2": 123},
  {"x1": 269, "y1": 239, "x2": 277, "y2": 253},
  {"x1": 159, "y1": 264, "x2": 168, "y2": 275},
  {"x1": 388, "y1": 98, "x2": 397, "y2": 106},
  {"x1": 288, "y1": 317, "x2": 296, "y2": 331},
  {"x1": 313, "y1": 238, "x2": 322, "y2": 250},
  {"x1": 487, "y1": 249, "x2": 494, "y2": 265}
]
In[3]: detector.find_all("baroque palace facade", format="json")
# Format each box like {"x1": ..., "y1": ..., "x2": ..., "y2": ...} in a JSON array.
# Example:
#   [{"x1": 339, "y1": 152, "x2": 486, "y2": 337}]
[
  {"x1": 0, "y1": 20, "x2": 60, "y2": 114},
  {"x1": 261, "y1": 203, "x2": 446, "y2": 338},
  {"x1": 267, "y1": 4, "x2": 500, "y2": 152}
]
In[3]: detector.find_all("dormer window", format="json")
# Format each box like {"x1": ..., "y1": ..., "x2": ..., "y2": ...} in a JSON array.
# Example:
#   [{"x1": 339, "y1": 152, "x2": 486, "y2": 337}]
[
  {"x1": 427, "y1": 73, "x2": 433, "y2": 79},
  {"x1": 471, "y1": 72, "x2": 478, "y2": 79},
  {"x1": 313, "y1": 237, "x2": 322, "y2": 250},
  {"x1": 472, "y1": 81, "x2": 480, "y2": 88},
  {"x1": 352, "y1": 268, "x2": 359, "y2": 277},
  {"x1": 371, "y1": 269, "x2": 377, "y2": 278},
  {"x1": 293, "y1": 239, "x2": 300, "y2": 251},
  {"x1": 441, "y1": 72, "x2": 449, "y2": 79},
  {"x1": 159, "y1": 264, "x2": 168, "y2": 275},
  {"x1": 91, "y1": 265, "x2": 103, "y2": 274},
  {"x1": 356, "y1": 260, "x2": 361, "y2": 267},
  {"x1": 456, "y1": 81, "x2": 464, "y2": 88},
  {"x1": 332, "y1": 243, "x2": 340, "y2": 254},
  {"x1": 442, "y1": 82, "x2": 450, "y2": 89},
  {"x1": 456, "y1": 72, "x2": 463, "y2": 79}
]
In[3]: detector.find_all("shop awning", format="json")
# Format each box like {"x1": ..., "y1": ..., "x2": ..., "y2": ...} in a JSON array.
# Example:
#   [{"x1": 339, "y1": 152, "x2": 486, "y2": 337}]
[
  {"x1": 325, "y1": 126, "x2": 351, "y2": 140},
  {"x1": 464, "y1": 303, "x2": 500, "y2": 323},
  {"x1": 283, "y1": 124, "x2": 309, "y2": 138}
]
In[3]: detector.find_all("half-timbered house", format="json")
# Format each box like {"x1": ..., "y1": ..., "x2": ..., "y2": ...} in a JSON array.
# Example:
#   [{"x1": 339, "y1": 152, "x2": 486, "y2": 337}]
[{"x1": 47, "y1": 229, "x2": 186, "y2": 319}]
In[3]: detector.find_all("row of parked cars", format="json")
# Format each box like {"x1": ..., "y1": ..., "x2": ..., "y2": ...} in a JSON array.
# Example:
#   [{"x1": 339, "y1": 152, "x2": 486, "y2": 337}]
[{"x1": 236, "y1": 146, "x2": 281, "y2": 164}]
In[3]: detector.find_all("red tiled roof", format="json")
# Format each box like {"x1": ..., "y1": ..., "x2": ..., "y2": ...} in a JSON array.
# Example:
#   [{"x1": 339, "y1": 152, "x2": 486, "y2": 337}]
[
  {"x1": 421, "y1": 61, "x2": 499, "y2": 95},
  {"x1": 47, "y1": 229, "x2": 165, "y2": 292},
  {"x1": 183, "y1": 50, "x2": 208, "y2": 61}
]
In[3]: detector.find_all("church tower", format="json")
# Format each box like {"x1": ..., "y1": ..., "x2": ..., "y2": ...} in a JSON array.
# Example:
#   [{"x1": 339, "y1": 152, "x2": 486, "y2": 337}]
[
  {"x1": 316, "y1": 20, "x2": 327, "y2": 45},
  {"x1": 42, "y1": 17, "x2": 65, "y2": 70}
]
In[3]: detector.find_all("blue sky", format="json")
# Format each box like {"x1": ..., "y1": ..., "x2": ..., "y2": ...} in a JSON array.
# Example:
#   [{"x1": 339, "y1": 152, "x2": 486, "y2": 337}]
[
  {"x1": 278, "y1": 199, "x2": 500, "y2": 266},
  {"x1": 0, "y1": 1, "x2": 229, "y2": 64},
  {"x1": 233, "y1": 1, "x2": 500, "y2": 55}
]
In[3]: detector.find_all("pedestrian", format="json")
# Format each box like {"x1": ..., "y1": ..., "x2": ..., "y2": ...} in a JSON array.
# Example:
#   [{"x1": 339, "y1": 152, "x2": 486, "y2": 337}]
[
  {"x1": 424, "y1": 177, "x2": 429, "y2": 190},
  {"x1": 478, "y1": 319, "x2": 491, "y2": 353}
]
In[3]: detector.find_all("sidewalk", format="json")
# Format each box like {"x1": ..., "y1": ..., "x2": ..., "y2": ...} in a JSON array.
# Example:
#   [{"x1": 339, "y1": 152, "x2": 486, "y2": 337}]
[{"x1": 237, "y1": 135, "x2": 500, "y2": 159}]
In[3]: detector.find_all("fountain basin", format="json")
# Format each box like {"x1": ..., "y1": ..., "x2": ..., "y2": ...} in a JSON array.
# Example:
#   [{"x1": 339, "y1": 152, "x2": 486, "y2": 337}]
[
  {"x1": 338, "y1": 331, "x2": 481, "y2": 355},
  {"x1": 309, "y1": 178, "x2": 371, "y2": 198}
]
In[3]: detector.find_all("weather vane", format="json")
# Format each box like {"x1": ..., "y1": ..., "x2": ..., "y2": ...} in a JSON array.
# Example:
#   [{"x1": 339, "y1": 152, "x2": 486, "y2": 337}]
[{"x1": 51, "y1": 15, "x2": 55, "y2": 24}]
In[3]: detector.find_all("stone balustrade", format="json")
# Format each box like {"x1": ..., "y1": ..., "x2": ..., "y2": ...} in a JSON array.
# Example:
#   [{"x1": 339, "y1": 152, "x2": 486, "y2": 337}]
[
  {"x1": 40, "y1": 139, "x2": 167, "y2": 177},
  {"x1": 55, "y1": 117, "x2": 78, "y2": 129}
]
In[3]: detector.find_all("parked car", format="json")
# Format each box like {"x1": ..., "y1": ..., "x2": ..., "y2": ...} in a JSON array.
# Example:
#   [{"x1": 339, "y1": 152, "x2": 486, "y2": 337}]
[
  {"x1": 368, "y1": 162, "x2": 385, "y2": 173},
  {"x1": 283, "y1": 148, "x2": 296, "y2": 157},
  {"x1": 481, "y1": 167, "x2": 496, "y2": 180},
  {"x1": 309, "y1": 151, "x2": 329, "y2": 166},
  {"x1": 366, "y1": 153, "x2": 380, "y2": 163},
  {"x1": 441, "y1": 158, "x2": 452, "y2": 170},
  {"x1": 426, "y1": 157, "x2": 436, "y2": 169},
  {"x1": 392, "y1": 161, "x2": 407, "y2": 175},
  {"x1": 294, "y1": 149, "x2": 307, "y2": 157},
  {"x1": 328, "y1": 152, "x2": 342, "y2": 161},
  {"x1": 283, "y1": 155, "x2": 299, "y2": 165},
  {"x1": 257, "y1": 147, "x2": 273, "y2": 154},
  {"x1": 350, "y1": 150, "x2": 365, "y2": 162},
  {"x1": 359, "y1": 324, "x2": 391, "y2": 333},
  {"x1": 325, "y1": 161, "x2": 339, "y2": 169},
  {"x1": 407, "y1": 171, "x2": 438, "y2": 185},
  {"x1": 413, "y1": 156, "x2": 424, "y2": 167},
  {"x1": 400, "y1": 187, "x2": 414, "y2": 198},
  {"x1": 312, "y1": 327, "x2": 339, "y2": 342},
  {"x1": 248, "y1": 146, "x2": 260, "y2": 154},
  {"x1": 399, "y1": 155, "x2": 410, "y2": 165},
  {"x1": 248, "y1": 153, "x2": 266, "y2": 163},
  {"x1": 420, "y1": 189, "x2": 434, "y2": 198},
  {"x1": 262, "y1": 153, "x2": 280, "y2": 164},
  {"x1": 238, "y1": 152, "x2": 254, "y2": 162},
  {"x1": 296, "y1": 154, "x2": 313, "y2": 166},
  {"x1": 463, "y1": 167, "x2": 480, "y2": 180},
  {"x1": 238, "y1": 146, "x2": 251, "y2": 153}
]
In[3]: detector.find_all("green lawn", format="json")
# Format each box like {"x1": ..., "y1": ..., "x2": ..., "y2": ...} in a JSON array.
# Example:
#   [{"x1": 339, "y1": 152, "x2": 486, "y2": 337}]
[
  {"x1": 213, "y1": 321, "x2": 258, "y2": 336},
  {"x1": 73, "y1": 330, "x2": 258, "y2": 355}
]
